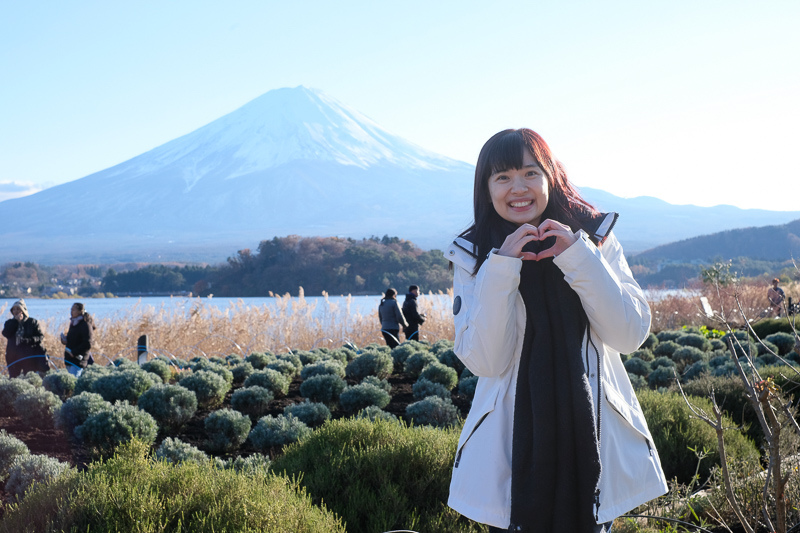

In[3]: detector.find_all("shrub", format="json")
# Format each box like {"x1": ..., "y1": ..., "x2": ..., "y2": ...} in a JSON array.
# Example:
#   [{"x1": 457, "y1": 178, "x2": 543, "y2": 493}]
[
  {"x1": 419, "y1": 361, "x2": 458, "y2": 390},
  {"x1": 14, "y1": 389, "x2": 62, "y2": 428},
  {"x1": 676, "y1": 333, "x2": 711, "y2": 352},
  {"x1": 638, "y1": 389, "x2": 759, "y2": 484},
  {"x1": 137, "y1": 384, "x2": 198, "y2": 431},
  {"x1": 0, "y1": 377, "x2": 36, "y2": 408},
  {"x1": 0, "y1": 430, "x2": 29, "y2": 480},
  {"x1": 406, "y1": 396, "x2": 460, "y2": 428},
  {"x1": 73, "y1": 365, "x2": 112, "y2": 395},
  {"x1": 672, "y1": 346, "x2": 705, "y2": 368},
  {"x1": 284, "y1": 400, "x2": 332, "y2": 427},
  {"x1": 75, "y1": 401, "x2": 159, "y2": 457},
  {"x1": 191, "y1": 360, "x2": 234, "y2": 386},
  {"x1": 361, "y1": 375, "x2": 390, "y2": 393},
  {"x1": 391, "y1": 343, "x2": 422, "y2": 366},
  {"x1": 458, "y1": 375, "x2": 479, "y2": 400},
  {"x1": 0, "y1": 440, "x2": 345, "y2": 533},
  {"x1": 654, "y1": 340, "x2": 680, "y2": 357},
  {"x1": 628, "y1": 373, "x2": 647, "y2": 389},
  {"x1": 92, "y1": 368, "x2": 158, "y2": 404},
  {"x1": 709, "y1": 338, "x2": 726, "y2": 351},
  {"x1": 756, "y1": 340, "x2": 779, "y2": 356},
  {"x1": 178, "y1": 370, "x2": 231, "y2": 408},
  {"x1": 346, "y1": 351, "x2": 394, "y2": 380},
  {"x1": 244, "y1": 369, "x2": 289, "y2": 398},
  {"x1": 204, "y1": 409, "x2": 251, "y2": 453},
  {"x1": 628, "y1": 349, "x2": 654, "y2": 362},
  {"x1": 55, "y1": 392, "x2": 112, "y2": 438},
  {"x1": 647, "y1": 366, "x2": 676, "y2": 389},
  {"x1": 245, "y1": 351, "x2": 275, "y2": 369},
  {"x1": 301, "y1": 360, "x2": 346, "y2": 380},
  {"x1": 682, "y1": 360, "x2": 711, "y2": 382},
  {"x1": 436, "y1": 348, "x2": 465, "y2": 375},
  {"x1": 431, "y1": 339, "x2": 455, "y2": 355},
  {"x1": 18, "y1": 371, "x2": 43, "y2": 387},
  {"x1": 712, "y1": 361, "x2": 738, "y2": 377},
  {"x1": 295, "y1": 350, "x2": 320, "y2": 366},
  {"x1": 656, "y1": 330, "x2": 682, "y2": 342},
  {"x1": 721, "y1": 331, "x2": 756, "y2": 358},
  {"x1": 339, "y1": 383, "x2": 391, "y2": 413},
  {"x1": 413, "y1": 378, "x2": 451, "y2": 400},
  {"x1": 224, "y1": 453, "x2": 272, "y2": 475},
  {"x1": 624, "y1": 357, "x2": 651, "y2": 377},
  {"x1": 42, "y1": 371, "x2": 77, "y2": 400},
  {"x1": 140, "y1": 359, "x2": 172, "y2": 383},
  {"x1": 224, "y1": 354, "x2": 244, "y2": 366},
  {"x1": 267, "y1": 359, "x2": 300, "y2": 378},
  {"x1": 765, "y1": 332, "x2": 796, "y2": 356},
  {"x1": 757, "y1": 353, "x2": 780, "y2": 366},
  {"x1": 679, "y1": 373, "x2": 761, "y2": 442},
  {"x1": 651, "y1": 356, "x2": 676, "y2": 370},
  {"x1": 300, "y1": 374, "x2": 347, "y2": 404},
  {"x1": 155, "y1": 437, "x2": 210, "y2": 465},
  {"x1": 404, "y1": 351, "x2": 438, "y2": 377},
  {"x1": 249, "y1": 414, "x2": 311, "y2": 449},
  {"x1": 356, "y1": 406, "x2": 399, "y2": 422},
  {"x1": 640, "y1": 332, "x2": 658, "y2": 350},
  {"x1": 276, "y1": 352, "x2": 303, "y2": 374},
  {"x1": 272, "y1": 417, "x2": 480, "y2": 533},
  {"x1": 5, "y1": 454, "x2": 72, "y2": 501},
  {"x1": 231, "y1": 386, "x2": 274, "y2": 418},
  {"x1": 230, "y1": 362, "x2": 255, "y2": 385}
]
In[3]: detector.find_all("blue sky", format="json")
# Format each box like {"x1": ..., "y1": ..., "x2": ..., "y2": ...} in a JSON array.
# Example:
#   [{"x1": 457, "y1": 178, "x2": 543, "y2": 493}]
[{"x1": 1, "y1": 1, "x2": 798, "y2": 209}]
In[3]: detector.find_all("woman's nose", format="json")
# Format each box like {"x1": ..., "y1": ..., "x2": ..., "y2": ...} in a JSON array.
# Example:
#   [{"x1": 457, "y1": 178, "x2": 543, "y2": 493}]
[{"x1": 510, "y1": 176, "x2": 527, "y2": 192}]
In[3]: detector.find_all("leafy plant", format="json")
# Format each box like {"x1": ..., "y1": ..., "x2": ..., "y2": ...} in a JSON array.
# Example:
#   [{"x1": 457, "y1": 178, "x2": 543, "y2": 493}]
[
  {"x1": 406, "y1": 396, "x2": 460, "y2": 428},
  {"x1": 345, "y1": 350, "x2": 393, "y2": 380},
  {"x1": 284, "y1": 400, "x2": 332, "y2": 427},
  {"x1": 178, "y1": 370, "x2": 231, "y2": 408},
  {"x1": 75, "y1": 401, "x2": 159, "y2": 457},
  {"x1": 249, "y1": 414, "x2": 311, "y2": 449},
  {"x1": 41, "y1": 371, "x2": 77, "y2": 401},
  {"x1": 155, "y1": 437, "x2": 210, "y2": 466},
  {"x1": 413, "y1": 378, "x2": 451, "y2": 400},
  {"x1": 301, "y1": 360, "x2": 346, "y2": 380},
  {"x1": 5, "y1": 454, "x2": 72, "y2": 501},
  {"x1": 243, "y1": 369, "x2": 289, "y2": 398},
  {"x1": 204, "y1": 408, "x2": 251, "y2": 453},
  {"x1": 419, "y1": 361, "x2": 458, "y2": 390},
  {"x1": 13, "y1": 389, "x2": 62, "y2": 429},
  {"x1": 137, "y1": 384, "x2": 198, "y2": 431},
  {"x1": 92, "y1": 368, "x2": 158, "y2": 404},
  {"x1": 230, "y1": 385, "x2": 274, "y2": 418},
  {"x1": 339, "y1": 383, "x2": 391, "y2": 413},
  {"x1": 299, "y1": 374, "x2": 346, "y2": 404},
  {"x1": 140, "y1": 359, "x2": 173, "y2": 383},
  {"x1": 0, "y1": 430, "x2": 30, "y2": 481}
]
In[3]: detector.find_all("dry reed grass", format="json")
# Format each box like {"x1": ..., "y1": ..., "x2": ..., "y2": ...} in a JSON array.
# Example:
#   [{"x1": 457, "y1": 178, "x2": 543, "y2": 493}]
[{"x1": 2, "y1": 280, "x2": 797, "y2": 372}]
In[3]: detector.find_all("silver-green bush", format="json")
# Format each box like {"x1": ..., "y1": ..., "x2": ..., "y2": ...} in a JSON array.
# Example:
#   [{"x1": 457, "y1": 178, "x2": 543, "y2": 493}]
[
  {"x1": 413, "y1": 378, "x2": 451, "y2": 400},
  {"x1": 436, "y1": 348, "x2": 465, "y2": 375},
  {"x1": 231, "y1": 385, "x2": 274, "y2": 418},
  {"x1": 406, "y1": 396, "x2": 460, "y2": 428},
  {"x1": 284, "y1": 400, "x2": 331, "y2": 427},
  {"x1": 231, "y1": 362, "x2": 255, "y2": 385},
  {"x1": 345, "y1": 350, "x2": 393, "y2": 380},
  {"x1": 419, "y1": 361, "x2": 458, "y2": 390},
  {"x1": 55, "y1": 392, "x2": 112, "y2": 438},
  {"x1": 223, "y1": 453, "x2": 271, "y2": 475},
  {"x1": 300, "y1": 360, "x2": 345, "y2": 380},
  {"x1": 356, "y1": 406, "x2": 399, "y2": 422},
  {"x1": 92, "y1": 368, "x2": 158, "y2": 404},
  {"x1": 137, "y1": 384, "x2": 198, "y2": 431},
  {"x1": 0, "y1": 430, "x2": 30, "y2": 480},
  {"x1": 299, "y1": 374, "x2": 346, "y2": 404},
  {"x1": 14, "y1": 388, "x2": 62, "y2": 428},
  {"x1": 178, "y1": 370, "x2": 231, "y2": 408},
  {"x1": 155, "y1": 437, "x2": 210, "y2": 465},
  {"x1": 5, "y1": 454, "x2": 72, "y2": 500},
  {"x1": 339, "y1": 383, "x2": 391, "y2": 413},
  {"x1": 390, "y1": 343, "x2": 422, "y2": 366},
  {"x1": 243, "y1": 369, "x2": 289, "y2": 398},
  {"x1": 267, "y1": 359, "x2": 299, "y2": 378},
  {"x1": 140, "y1": 359, "x2": 172, "y2": 383},
  {"x1": 191, "y1": 360, "x2": 234, "y2": 385},
  {"x1": 19, "y1": 371, "x2": 43, "y2": 387},
  {"x1": 204, "y1": 408, "x2": 252, "y2": 452},
  {"x1": 404, "y1": 351, "x2": 438, "y2": 377},
  {"x1": 361, "y1": 375, "x2": 391, "y2": 393},
  {"x1": 0, "y1": 377, "x2": 36, "y2": 409},
  {"x1": 249, "y1": 414, "x2": 311, "y2": 449},
  {"x1": 245, "y1": 352, "x2": 276, "y2": 369},
  {"x1": 277, "y1": 352, "x2": 303, "y2": 373},
  {"x1": 458, "y1": 375, "x2": 479, "y2": 401},
  {"x1": 42, "y1": 370, "x2": 78, "y2": 400},
  {"x1": 75, "y1": 401, "x2": 159, "y2": 456},
  {"x1": 73, "y1": 365, "x2": 112, "y2": 395}
]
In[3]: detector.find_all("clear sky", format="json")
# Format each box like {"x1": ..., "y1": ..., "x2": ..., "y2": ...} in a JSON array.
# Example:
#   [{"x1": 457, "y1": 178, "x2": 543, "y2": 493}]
[{"x1": 1, "y1": 1, "x2": 798, "y2": 209}]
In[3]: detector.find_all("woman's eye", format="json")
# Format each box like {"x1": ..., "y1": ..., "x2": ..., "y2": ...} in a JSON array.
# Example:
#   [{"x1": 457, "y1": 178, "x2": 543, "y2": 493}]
[{"x1": 526, "y1": 171, "x2": 538, "y2": 178}]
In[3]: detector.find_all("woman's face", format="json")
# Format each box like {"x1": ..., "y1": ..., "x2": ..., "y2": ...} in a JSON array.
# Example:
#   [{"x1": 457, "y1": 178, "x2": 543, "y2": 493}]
[
  {"x1": 70, "y1": 305, "x2": 81, "y2": 318},
  {"x1": 11, "y1": 306, "x2": 23, "y2": 319},
  {"x1": 488, "y1": 150, "x2": 549, "y2": 227}
]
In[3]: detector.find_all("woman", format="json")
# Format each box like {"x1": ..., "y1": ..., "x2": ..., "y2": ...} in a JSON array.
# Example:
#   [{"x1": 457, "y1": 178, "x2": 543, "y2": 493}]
[
  {"x1": 2, "y1": 299, "x2": 48, "y2": 377},
  {"x1": 444, "y1": 129, "x2": 667, "y2": 532},
  {"x1": 378, "y1": 288, "x2": 408, "y2": 348},
  {"x1": 60, "y1": 302, "x2": 94, "y2": 377}
]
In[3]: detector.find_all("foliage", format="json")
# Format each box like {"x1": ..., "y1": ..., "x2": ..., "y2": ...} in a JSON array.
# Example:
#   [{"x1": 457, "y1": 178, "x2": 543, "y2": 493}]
[
  {"x1": 136, "y1": 384, "x2": 198, "y2": 432},
  {"x1": 230, "y1": 385, "x2": 274, "y2": 418},
  {"x1": 230, "y1": 361, "x2": 255, "y2": 385},
  {"x1": 91, "y1": 368, "x2": 158, "y2": 404},
  {"x1": 458, "y1": 375, "x2": 478, "y2": 400},
  {"x1": 204, "y1": 409, "x2": 252, "y2": 453},
  {"x1": 223, "y1": 453, "x2": 271, "y2": 475},
  {"x1": 419, "y1": 361, "x2": 458, "y2": 390},
  {"x1": 300, "y1": 360, "x2": 346, "y2": 380},
  {"x1": 267, "y1": 359, "x2": 300, "y2": 379},
  {"x1": 191, "y1": 359, "x2": 234, "y2": 386},
  {"x1": 675, "y1": 333, "x2": 711, "y2": 352},
  {"x1": 628, "y1": 348, "x2": 654, "y2": 362},
  {"x1": 403, "y1": 351, "x2": 438, "y2": 377},
  {"x1": 178, "y1": 370, "x2": 231, "y2": 408},
  {"x1": 54, "y1": 392, "x2": 112, "y2": 438},
  {"x1": 155, "y1": 437, "x2": 210, "y2": 466},
  {"x1": 4, "y1": 454, "x2": 72, "y2": 501},
  {"x1": 243, "y1": 369, "x2": 289, "y2": 398},
  {"x1": 764, "y1": 332, "x2": 796, "y2": 355},
  {"x1": 272, "y1": 417, "x2": 481, "y2": 533},
  {"x1": 41, "y1": 371, "x2": 77, "y2": 400},
  {"x1": 245, "y1": 351, "x2": 276, "y2": 370},
  {"x1": 356, "y1": 406, "x2": 399, "y2": 422},
  {"x1": 339, "y1": 383, "x2": 391, "y2": 413},
  {"x1": 101, "y1": 263, "x2": 216, "y2": 294},
  {"x1": 639, "y1": 332, "x2": 658, "y2": 350},
  {"x1": 345, "y1": 350, "x2": 394, "y2": 380},
  {"x1": 299, "y1": 374, "x2": 347, "y2": 404},
  {"x1": 406, "y1": 396, "x2": 460, "y2": 428},
  {"x1": 0, "y1": 430, "x2": 29, "y2": 481},
  {"x1": 13, "y1": 389, "x2": 62, "y2": 429},
  {"x1": 413, "y1": 378, "x2": 451, "y2": 400},
  {"x1": 0, "y1": 378, "x2": 36, "y2": 409},
  {"x1": 0, "y1": 440, "x2": 345, "y2": 533},
  {"x1": 284, "y1": 400, "x2": 332, "y2": 427},
  {"x1": 391, "y1": 343, "x2": 423, "y2": 366},
  {"x1": 647, "y1": 366, "x2": 676, "y2": 389},
  {"x1": 624, "y1": 357, "x2": 652, "y2": 377},
  {"x1": 139, "y1": 359, "x2": 172, "y2": 384},
  {"x1": 653, "y1": 340, "x2": 680, "y2": 357},
  {"x1": 361, "y1": 375, "x2": 391, "y2": 393},
  {"x1": 436, "y1": 348, "x2": 465, "y2": 375},
  {"x1": 249, "y1": 414, "x2": 311, "y2": 450},
  {"x1": 75, "y1": 401, "x2": 159, "y2": 457}
]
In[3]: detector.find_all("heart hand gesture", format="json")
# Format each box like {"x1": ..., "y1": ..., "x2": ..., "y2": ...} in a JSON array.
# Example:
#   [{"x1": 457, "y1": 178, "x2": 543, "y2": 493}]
[{"x1": 497, "y1": 219, "x2": 578, "y2": 261}]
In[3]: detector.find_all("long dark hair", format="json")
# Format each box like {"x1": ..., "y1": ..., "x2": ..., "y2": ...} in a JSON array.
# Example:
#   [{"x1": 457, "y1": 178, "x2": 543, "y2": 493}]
[
  {"x1": 460, "y1": 129, "x2": 597, "y2": 275},
  {"x1": 73, "y1": 302, "x2": 96, "y2": 330},
  {"x1": 381, "y1": 288, "x2": 397, "y2": 304}
]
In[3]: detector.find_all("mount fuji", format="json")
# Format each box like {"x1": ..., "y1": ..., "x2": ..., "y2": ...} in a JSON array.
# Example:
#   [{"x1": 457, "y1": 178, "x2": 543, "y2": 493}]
[{"x1": 2, "y1": 86, "x2": 799, "y2": 264}]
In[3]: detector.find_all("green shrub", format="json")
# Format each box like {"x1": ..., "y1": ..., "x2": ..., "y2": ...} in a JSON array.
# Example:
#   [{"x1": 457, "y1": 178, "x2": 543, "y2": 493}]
[
  {"x1": 436, "y1": 348, "x2": 465, "y2": 375},
  {"x1": 230, "y1": 361, "x2": 255, "y2": 385},
  {"x1": 18, "y1": 371, "x2": 43, "y2": 387},
  {"x1": 72, "y1": 365, "x2": 112, "y2": 395},
  {"x1": 191, "y1": 360, "x2": 234, "y2": 386},
  {"x1": 231, "y1": 385, "x2": 274, "y2": 418},
  {"x1": 300, "y1": 374, "x2": 347, "y2": 404},
  {"x1": 277, "y1": 352, "x2": 303, "y2": 374},
  {"x1": 155, "y1": 437, "x2": 210, "y2": 465},
  {"x1": 628, "y1": 373, "x2": 647, "y2": 389},
  {"x1": 249, "y1": 414, "x2": 311, "y2": 450},
  {"x1": 406, "y1": 396, "x2": 460, "y2": 428},
  {"x1": 652, "y1": 356, "x2": 676, "y2": 370},
  {"x1": 361, "y1": 375, "x2": 391, "y2": 393},
  {"x1": 339, "y1": 383, "x2": 391, "y2": 413},
  {"x1": 624, "y1": 357, "x2": 651, "y2": 377},
  {"x1": 640, "y1": 332, "x2": 658, "y2": 350},
  {"x1": 0, "y1": 377, "x2": 36, "y2": 408},
  {"x1": 682, "y1": 360, "x2": 711, "y2": 382},
  {"x1": 75, "y1": 401, "x2": 159, "y2": 457},
  {"x1": 458, "y1": 375, "x2": 479, "y2": 400},
  {"x1": 628, "y1": 349, "x2": 654, "y2": 362},
  {"x1": 656, "y1": 330, "x2": 682, "y2": 342},
  {"x1": 42, "y1": 371, "x2": 77, "y2": 400},
  {"x1": 224, "y1": 354, "x2": 244, "y2": 366},
  {"x1": 272, "y1": 417, "x2": 481, "y2": 533},
  {"x1": 346, "y1": 351, "x2": 394, "y2": 380},
  {"x1": 301, "y1": 360, "x2": 346, "y2": 380},
  {"x1": 721, "y1": 331, "x2": 757, "y2": 358},
  {"x1": 672, "y1": 346, "x2": 705, "y2": 371},
  {"x1": 223, "y1": 453, "x2": 271, "y2": 475},
  {"x1": 295, "y1": 350, "x2": 320, "y2": 366},
  {"x1": 204, "y1": 409, "x2": 251, "y2": 453},
  {"x1": 676, "y1": 333, "x2": 711, "y2": 352},
  {"x1": 267, "y1": 359, "x2": 300, "y2": 379},
  {"x1": 14, "y1": 389, "x2": 62, "y2": 428},
  {"x1": 709, "y1": 338, "x2": 726, "y2": 351},
  {"x1": 764, "y1": 332, "x2": 796, "y2": 356},
  {"x1": 5, "y1": 454, "x2": 72, "y2": 501},
  {"x1": 137, "y1": 384, "x2": 198, "y2": 431},
  {"x1": 0, "y1": 430, "x2": 29, "y2": 480},
  {"x1": 92, "y1": 368, "x2": 158, "y2": 404},
  {"x1": 431, "y1": 339, "x2": 455, "y2": 355},
  {"x1": 140, "y1": 359, "x2": 172, "y2": 383},
  {"x1": 419, "y1": 361, "x2": 458, "y2": 390},
  {"x1": 245, "y1": 351, "x2": 276, "y2": 369},
  {"x1": 284, "y1": 400, "x2": 332, "y2": 427},
  {"x1": 647, "y1": 366, "x2": 676, "y2": 389},
  {"x1": 391, "y1": 343, "x2": 422, "y2": 366},
  {"x1": 404, "y1": 351, "x2": 438, "y2": 377},
  {"x1": 654, "y1": 340, "x2": 680, "y2": 357},
  {"x1": 178, "y1": 370, "x2": 231, "y2": 408},
  {"x1": 0, "y1": 440, "x2": 345, "y2": 533},
  {"x1": 413, "y1": 377, "x2": 452, "y2": 400},
  {"x1": 54, "y1": 392, "x2": 112, "y2": 439},
  {"x1": 751, "y1": 317, "x2": 794, "y2": 338},
  {"x1": 243, "y1": 369, "x2": 289, "y2": 398},
  {"x1": 638, "y1": 389, "x2": 759, "y2": 484},
  {"x1": 356, "y1": 406, "x2": 399, "y2": 422},
  {"x1": 756, "y1": 340, "x2": 779, "y2": 356}
]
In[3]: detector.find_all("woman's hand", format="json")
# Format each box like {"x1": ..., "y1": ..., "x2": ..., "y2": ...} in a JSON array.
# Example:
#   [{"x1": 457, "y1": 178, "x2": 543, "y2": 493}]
[{"x1": 496, "y1": 220, "x2": 578, "y2": 260}]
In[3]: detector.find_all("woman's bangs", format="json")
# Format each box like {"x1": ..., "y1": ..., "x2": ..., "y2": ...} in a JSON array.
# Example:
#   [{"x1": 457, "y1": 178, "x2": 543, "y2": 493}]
[{"x1": 487, "y1": 133, "x2": 526, "y2": 176}]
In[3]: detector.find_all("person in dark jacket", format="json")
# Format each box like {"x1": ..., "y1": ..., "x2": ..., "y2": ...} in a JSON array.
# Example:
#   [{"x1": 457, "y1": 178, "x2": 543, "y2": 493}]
[
  {"x1": 402, "y1": 285, "x2": 426, "y2": 341},
  {"x1": 2, "y1": 299, "x2": 48, "y2": 377},
  {"x1": 60, "y1": 302, "x2": 94, "y2": 377},
  {"x1": 378, "y1": 288, "x2": 408, "y2": 348}
]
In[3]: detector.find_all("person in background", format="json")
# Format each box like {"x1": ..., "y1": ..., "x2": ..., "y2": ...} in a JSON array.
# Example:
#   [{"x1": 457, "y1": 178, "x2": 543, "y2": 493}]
[
  {"x1": 402, "y1": 285, "x2": 426, "y2": 341},
  {"x1": 444, "y1": 128, "x2": 667, "y2": 532},
  {"x1": 2, "y1": 299, "x2": 48, "y2": 377},
  {"x1": 378, "y1": 288, "x2": 407, "y2": 348},
  {"x1": 60, "y1": 302, "x2": 94, "y2": 377},
  {"x1": 768, "y1": 278, "x2": 786, "y2": 317}
]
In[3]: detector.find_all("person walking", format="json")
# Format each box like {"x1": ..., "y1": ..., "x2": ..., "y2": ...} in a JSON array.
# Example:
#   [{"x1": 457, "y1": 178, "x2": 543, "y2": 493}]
[
  {"x1": 2, "y1": 299, "x2": 48, "y2": 377},
  {"x1": 378, "y1": 288, "x2": 407, "y2": 348},
  {"x1": 444, "y1": 128, "x2": 667, "y2": 532},
  {"x1": 60, "y1": 302, "x2": 94, "y2": 377},
  {"x1": 402, "y1": 285, "x2": 426, "y2": 341},
  {"x1": 768, "y1": 278, "x2": 786, "y2": 317}
]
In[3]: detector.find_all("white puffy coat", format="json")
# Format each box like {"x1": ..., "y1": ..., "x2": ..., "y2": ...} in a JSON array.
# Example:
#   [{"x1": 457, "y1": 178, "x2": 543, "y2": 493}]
[{"x1": 445, "y1": 230, "x2": 668, "y2": 528}]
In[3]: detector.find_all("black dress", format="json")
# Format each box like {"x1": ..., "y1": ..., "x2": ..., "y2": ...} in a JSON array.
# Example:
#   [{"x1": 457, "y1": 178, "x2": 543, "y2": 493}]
[{"x1": 2, "y1": 317, "x2": 48, "y2": 377}]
